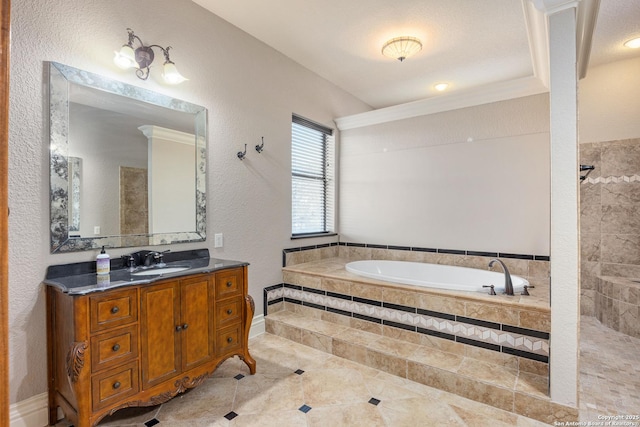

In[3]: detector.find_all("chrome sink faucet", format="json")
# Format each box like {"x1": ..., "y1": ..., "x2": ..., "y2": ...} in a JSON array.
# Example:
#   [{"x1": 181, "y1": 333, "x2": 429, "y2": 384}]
[{"x1": 488, "y1": 258, "x2": 514, "y2": 296}]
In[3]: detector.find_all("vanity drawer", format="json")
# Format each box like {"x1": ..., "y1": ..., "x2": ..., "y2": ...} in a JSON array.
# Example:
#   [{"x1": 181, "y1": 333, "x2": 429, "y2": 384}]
[
  {"x1": 91, "y1": 361, "x2": 139, "y2": 411},
  {"x1": 216, "y1": 297, "x2": 242, "y2": 328},
  {"x1": 216, "y1": 323, "x2": 242, "y2": 356},
  {"x1": 215, "y1": 268, "x2": 243, "y2": 300},
  {"x1": 90, "y1": 289, "x2": 138, "y2": 333},
  {"x1": 90, "y1": 325, "x2": 138, "y2": 372}
]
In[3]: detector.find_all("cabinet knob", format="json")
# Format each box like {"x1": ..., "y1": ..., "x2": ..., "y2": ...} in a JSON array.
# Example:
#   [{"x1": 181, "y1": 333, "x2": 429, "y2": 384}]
[
  {"x1": 226, "y1": 281, "x2": 232, "y2": 287},
  {"x1": 175, "y1": 325, "x2": 182, "y2": 332},
  {"x1": 111, "y1": 306, "x2": 119, "y2": 314},
  {"x1": 182, "y1": 323, "x2": 189, "y2": 330},
  {"x1": 226, "y1": 337, "x2": 233, "y2": 343},
  {"x1": 112, "y1": 344, "x2": 120, "y2": 352},
  {"x1": 226, "y1": 309, "x2": 233, "y2": 315},
  {"x1": 113, "y1": 381, "x2": 121, "y2": 389}
]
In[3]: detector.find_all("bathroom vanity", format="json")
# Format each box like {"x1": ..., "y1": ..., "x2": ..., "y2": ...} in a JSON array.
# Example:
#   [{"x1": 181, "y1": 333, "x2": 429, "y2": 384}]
[{"x1": 44, "y1": 251, "x2": 255, "y2": 427}]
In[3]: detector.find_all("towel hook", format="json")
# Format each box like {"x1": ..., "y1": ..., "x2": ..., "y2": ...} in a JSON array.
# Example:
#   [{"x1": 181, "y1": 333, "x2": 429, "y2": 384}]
[
  {"x1": 255, "y1": 136, "x2": 265, "y2": 153},
  {"x1": 580, "y1": 164, "x2": 595, "y2": 182},
  {"x1": 237, "y1": 144, "x2": 247, "y2": 160}
]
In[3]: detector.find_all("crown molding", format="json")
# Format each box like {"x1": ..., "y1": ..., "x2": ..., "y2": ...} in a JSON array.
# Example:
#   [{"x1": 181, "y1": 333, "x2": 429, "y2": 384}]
[
  {"x1": 335, "y1": 76, "x2": 548, "y2": 131},
  {"x1": 525, "y1": 0, "x2": 600, "y2": 83},
  {"x1": 523, "y1": 0, "x2": 550, "y2": 88},
  {"x1": 138, "y1": 125, "x2": 195, "y2": 145}
]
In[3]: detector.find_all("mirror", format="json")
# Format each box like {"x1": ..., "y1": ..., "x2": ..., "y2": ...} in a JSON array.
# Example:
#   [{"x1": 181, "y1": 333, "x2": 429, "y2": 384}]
[{"x1": 49, "y1": 62, "x2": 207, "y2": 253}]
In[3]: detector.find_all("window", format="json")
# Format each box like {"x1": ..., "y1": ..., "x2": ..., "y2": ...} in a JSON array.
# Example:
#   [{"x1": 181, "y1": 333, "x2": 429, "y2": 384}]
[{"x1": 291, "y1": 115, "x2": 335, "y2": 237}]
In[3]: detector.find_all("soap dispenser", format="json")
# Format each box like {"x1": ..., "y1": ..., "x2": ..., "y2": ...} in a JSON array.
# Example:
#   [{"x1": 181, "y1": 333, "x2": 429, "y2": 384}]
[{"x1": 96, "y1": 246, "x2": 110, "y2": 275}]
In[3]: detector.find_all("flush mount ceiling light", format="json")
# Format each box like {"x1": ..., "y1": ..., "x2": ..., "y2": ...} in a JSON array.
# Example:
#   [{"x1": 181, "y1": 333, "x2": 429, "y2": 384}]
[
  {"x1": 382, "y1": 36, "x2": 422, "y2": 62},
  {"x1": 623, "y1": 37, "x2": 640, "y2": 49},
  {"x1": 113, "y1": 28, "x2": 188, "y2": 84}
]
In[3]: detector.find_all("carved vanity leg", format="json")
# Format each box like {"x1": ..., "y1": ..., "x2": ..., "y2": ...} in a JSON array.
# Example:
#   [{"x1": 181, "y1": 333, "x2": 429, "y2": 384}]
[{"x1": 241, "y1": 294, "x2": 257, "y2": 374}]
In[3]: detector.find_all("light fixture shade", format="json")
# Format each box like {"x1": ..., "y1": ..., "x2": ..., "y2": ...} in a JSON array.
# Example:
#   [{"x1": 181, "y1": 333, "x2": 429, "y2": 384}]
[
  {"x1": 162, "y1": 62, "x2": 188, "y2": 84},
  {"x1": 113, "y1": 45, "x2": 138, "y2": 69},
  {"x1": 382, "y1": 37, "x2": 422, "y2": 62}
]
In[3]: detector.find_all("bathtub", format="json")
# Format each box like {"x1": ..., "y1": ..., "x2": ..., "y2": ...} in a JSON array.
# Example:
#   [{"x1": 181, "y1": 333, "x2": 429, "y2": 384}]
[{"x1": 345, "y1": 260, "x2": 528, "y2": 294}]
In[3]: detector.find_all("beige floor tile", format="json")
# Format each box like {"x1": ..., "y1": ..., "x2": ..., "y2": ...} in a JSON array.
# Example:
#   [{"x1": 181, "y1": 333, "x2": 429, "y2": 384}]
[
  {"x1": 157, "y1": 378, "x2": 237, "y2": 422},
  {"x1": 301, "y1": 368, "x2": 371, "y2": 407},
  {"x1": 234, "y1": 374, "x2": 304, "y2": 414},
  {"x1": 231, "y1": 409, "x2": 307, "y2": 427},
  {"x1": 306, "y1": 402, "x2": 386, "y2": 427},
  {"x1": 377, "y1": 396, "x2": 467, "y2": 426}
]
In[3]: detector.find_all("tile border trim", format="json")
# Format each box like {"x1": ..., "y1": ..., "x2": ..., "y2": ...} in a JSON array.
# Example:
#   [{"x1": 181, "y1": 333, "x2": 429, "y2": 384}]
[{"x1": 282, "y1": 241, "x2": 549, "y2": 267}]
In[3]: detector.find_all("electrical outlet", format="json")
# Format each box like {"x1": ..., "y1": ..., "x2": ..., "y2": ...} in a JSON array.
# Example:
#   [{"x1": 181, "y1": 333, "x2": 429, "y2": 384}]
[
  {"x1": 214, "y1": 233, "x2": 223, "y2": 248},
  {"x1": 93, "y1": 226, "x2": 101, "y2": 235}
]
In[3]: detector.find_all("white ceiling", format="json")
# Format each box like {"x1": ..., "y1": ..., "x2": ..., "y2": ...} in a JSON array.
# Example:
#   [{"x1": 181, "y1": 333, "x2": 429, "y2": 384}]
[{"x1": 193, "y1": 0, "x2": 640, "y2": 110}]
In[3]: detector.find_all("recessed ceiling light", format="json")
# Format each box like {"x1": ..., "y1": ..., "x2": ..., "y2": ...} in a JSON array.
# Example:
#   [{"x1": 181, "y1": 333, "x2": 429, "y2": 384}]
[
  {"x1": 624, "y1": 37, "x2": 640, "y2": 49},
  {"x1": 434, "y1": 83, "x2": 449, "y2": 92}
]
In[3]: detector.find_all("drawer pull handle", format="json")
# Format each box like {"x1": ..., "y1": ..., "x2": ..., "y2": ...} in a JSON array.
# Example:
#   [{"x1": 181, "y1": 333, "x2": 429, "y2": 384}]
[
  {"x1": 226, "y1": 309, "x2": 233, "y2": 315},
  {"x1": 226, "y1": 281, "x2": 233, "y2": 287},
  {"x1": 226, "y1": 337, "x2": 233, "y2": 343},
  {"x1": 182, "y1": 323, "x2": 189, "y2": 330},
  {"x1": 111, "y1": 306, "x2": 119, "y2": 314},
  {"x1": 175, "y1": 325, "x2": 182, "y2": 332},
  {"x1": 113, "y1": 381, "x2": 121, "y2": 389},
  {"x1": 112, "y1": 344, "x2": 120, "y2": 352}
]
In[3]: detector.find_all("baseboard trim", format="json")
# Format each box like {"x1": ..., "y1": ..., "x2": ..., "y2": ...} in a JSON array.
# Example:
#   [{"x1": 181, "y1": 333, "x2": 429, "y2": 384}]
[
  {"x1": 11, "y1": 314, "x2": 265, "y2": 427},
  {"x1": 249, "y1": 314, "x2": 265, "y2": 339},
  {"x1": 10, "y1": 392, "x2": 49, "y2": 427}
]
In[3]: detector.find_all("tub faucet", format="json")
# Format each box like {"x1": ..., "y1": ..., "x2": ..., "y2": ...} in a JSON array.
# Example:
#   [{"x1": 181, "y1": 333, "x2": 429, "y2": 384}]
[{"x1": 488, "y1": 258, "x2": 514, "y2": 296}]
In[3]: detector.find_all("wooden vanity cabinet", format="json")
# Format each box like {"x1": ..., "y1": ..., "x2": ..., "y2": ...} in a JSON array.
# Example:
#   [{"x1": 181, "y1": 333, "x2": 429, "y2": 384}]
[
  {"x1": 140, "y1": 274, "x2": 215, "y2": 388},
  {"x1": 46, "y1": 266, "x2": 256, "y2": 427}
]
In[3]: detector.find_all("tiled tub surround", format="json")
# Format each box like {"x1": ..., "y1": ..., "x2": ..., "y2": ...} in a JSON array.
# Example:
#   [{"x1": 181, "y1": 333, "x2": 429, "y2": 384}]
[
  {"x1": 595, "y1": 276, "x2": 640, "y2": 338},
  {"x1": 265, "y1": 282, "x2": 549, "y2": 363},
  {"x1": 580, "y1": 138, "x2": 640, "y2": 320},
  {"x1": 263, "y1": 258, "x2": 571, "y2": 424}
]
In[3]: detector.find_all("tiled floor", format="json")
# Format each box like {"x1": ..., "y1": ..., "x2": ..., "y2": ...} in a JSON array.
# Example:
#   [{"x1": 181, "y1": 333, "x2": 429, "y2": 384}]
[
  {"x1": 56, "y1": 315, "x2": 640, "y2": 427},
  {"x1": 579, "y1": 315, "x2": 640, "y2": 421}
]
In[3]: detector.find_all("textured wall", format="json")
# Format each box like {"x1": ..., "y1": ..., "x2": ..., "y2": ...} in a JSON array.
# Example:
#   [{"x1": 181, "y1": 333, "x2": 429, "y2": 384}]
[
  {"x1": 339, "y1": 94, "x2": 551, "y2": 256},
  {"x1": 8, "y1": 0, "x2": 370, "y2": 403},
  {"x1": 579, "y1": 57, "x2": 640, "y2": 144}
]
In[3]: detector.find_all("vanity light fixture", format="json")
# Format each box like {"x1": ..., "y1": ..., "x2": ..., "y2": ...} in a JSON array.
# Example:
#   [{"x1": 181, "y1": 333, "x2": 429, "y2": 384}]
[
  {"x1": 114, "y1": 28, "x2": 188, "y2": 84},
  {"x1": 382, "y1": 36, "x2": 422, "y2": 62},
  {"x1": 623, "y1": 37, "x2": 640, "y2": 49}
]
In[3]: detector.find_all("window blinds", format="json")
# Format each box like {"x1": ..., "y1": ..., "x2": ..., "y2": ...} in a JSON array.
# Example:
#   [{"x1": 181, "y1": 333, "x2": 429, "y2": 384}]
[{"x1": 291, "y1": 115, "x2": 334, "y2": 236}]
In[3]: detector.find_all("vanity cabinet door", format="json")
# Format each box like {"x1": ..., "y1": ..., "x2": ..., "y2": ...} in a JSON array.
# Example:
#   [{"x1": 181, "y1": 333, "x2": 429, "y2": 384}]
[
  {"x1": 140, "y1": 282, "x2": 181, "y2": 389},
  {"x1": 179, "y1": 275, "x2": 215, "y2": 371}
]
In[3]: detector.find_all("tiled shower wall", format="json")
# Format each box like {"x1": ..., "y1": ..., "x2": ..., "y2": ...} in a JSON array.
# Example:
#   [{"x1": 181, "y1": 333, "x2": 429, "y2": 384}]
[{"x1": 580, "y1": 138, "x2": 640, "y2": 316}]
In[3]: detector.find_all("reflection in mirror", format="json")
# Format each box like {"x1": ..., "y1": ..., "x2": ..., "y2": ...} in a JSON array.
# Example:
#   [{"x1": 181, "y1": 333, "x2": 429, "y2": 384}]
[{"x1": 49, "y1": 62, "x2": 207, "y2": 253}]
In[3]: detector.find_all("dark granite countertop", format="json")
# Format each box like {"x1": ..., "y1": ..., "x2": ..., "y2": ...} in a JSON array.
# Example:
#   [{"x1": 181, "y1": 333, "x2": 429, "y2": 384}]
[{"x1": 44, "y1": 248, "x2": 249, "y2": 295}]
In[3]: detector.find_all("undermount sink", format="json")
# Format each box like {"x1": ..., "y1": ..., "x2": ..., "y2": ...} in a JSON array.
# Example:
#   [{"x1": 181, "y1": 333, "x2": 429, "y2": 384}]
[{"x1": 131, "y1": 267, "x2": 190, "y2": 276}]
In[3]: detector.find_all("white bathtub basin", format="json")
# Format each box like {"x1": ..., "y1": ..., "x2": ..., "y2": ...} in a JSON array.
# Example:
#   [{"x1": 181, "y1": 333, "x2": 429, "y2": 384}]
[{"x1": 346, "y1": 260, "x2": 527, "y2": 294}]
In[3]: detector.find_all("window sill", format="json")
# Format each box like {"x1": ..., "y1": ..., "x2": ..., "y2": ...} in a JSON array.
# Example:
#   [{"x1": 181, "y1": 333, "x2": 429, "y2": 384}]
[{"x1": 291, "y1": 232, "x2": 338, "y2": 240}]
